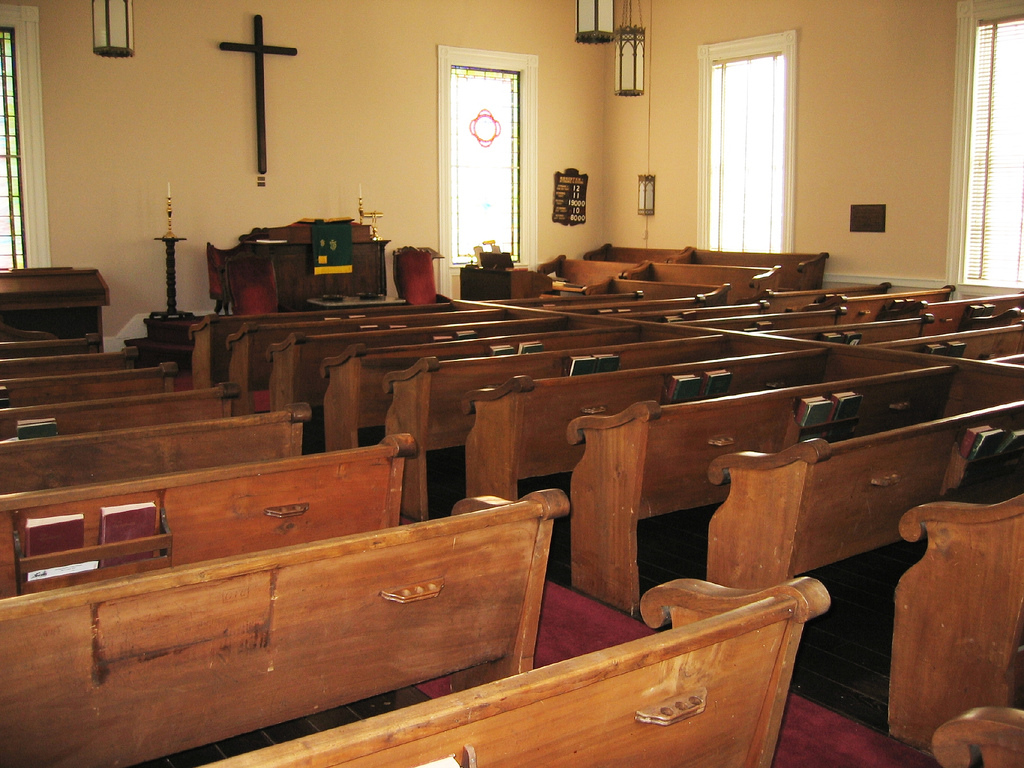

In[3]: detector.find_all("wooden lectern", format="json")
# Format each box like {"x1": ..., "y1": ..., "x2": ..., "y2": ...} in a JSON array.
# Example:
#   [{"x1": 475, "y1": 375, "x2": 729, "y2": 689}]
[
  {"x1": 0, "y1": 268, "x2": 109, "y2": 338},
  {"x1": 240, "y1": 221, "x2": 389, "y2": 310}
]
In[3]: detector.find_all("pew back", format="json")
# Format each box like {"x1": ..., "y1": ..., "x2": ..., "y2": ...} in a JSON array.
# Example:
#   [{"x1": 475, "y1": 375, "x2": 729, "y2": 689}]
[
  {"x1": 0, "y1": 490, "x2": 567, "y2": 768},
  {"x1": 873, "y1": 322, "x2": 1024, "y2": 359},
  {"x1": 0, "y1": 361, "x2": 178, "y2": 407},
  {"x1": 0, "y1": 404, "x2": 310, "y2": 494},
  {"x1": 0, "y1": 435, "x2": 415, "y2": 597},
  {"x1": 688, "y1": 248, "x2": 830, "y2": 291},
  {"x1": 0, "y1": 383, "x2": 239, "y2": 440},
  {"x1": 205, "y1": 577, "x2": 829, "y2": 768},
  {"x1": 0, "y1": 345, "x2": 136, "y2": 378},
  {"x1": 0, "y1": 333, "x2": 102, "y2": 358},
  {"x1": 625, "y1": 262, "x2": 783, "y2": 301}
]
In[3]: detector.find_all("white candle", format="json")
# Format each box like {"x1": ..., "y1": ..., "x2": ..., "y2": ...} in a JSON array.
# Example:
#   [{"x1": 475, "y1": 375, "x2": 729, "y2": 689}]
[
  {"x1": 167, "y1": 182, "x2": 171, "y2": 198},
  {"x1": 359, "y1": 184, "x2": 362, "y2": 198}
]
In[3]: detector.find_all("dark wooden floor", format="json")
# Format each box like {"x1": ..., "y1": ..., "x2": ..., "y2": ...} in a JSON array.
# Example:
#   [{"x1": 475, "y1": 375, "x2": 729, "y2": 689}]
[{"x1": 135, "y1": 442, "x2": 921, "y2": 767}]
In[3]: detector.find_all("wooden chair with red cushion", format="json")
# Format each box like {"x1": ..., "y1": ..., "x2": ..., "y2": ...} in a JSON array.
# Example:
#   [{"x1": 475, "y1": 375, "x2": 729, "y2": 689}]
[
  {"x1": 224, "y1": 252, "x2": 280, "y2": 315},
  {"x1": 206, "y1": 242, "x2": 252, "y2": 315},
  {"x1": 393, "y1": 246, "x2": 446, "y2": 305}
]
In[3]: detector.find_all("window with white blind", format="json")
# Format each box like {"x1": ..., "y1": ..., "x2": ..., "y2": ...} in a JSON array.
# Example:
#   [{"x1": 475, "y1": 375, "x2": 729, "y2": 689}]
[
  {"x1": 0, "y1": 5, "x2": 48, "y2": 269},
  {"x1": 698, "y1": 31, "x2": 796, "y2": 253},
  {"x1": 950, "y1": 2, "x2": 1024, "y2": 289}
]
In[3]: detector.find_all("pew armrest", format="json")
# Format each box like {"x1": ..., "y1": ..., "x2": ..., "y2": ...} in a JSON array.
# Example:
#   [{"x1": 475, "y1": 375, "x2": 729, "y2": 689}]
[
  {"x1": 899, "y1": 493, "x2": 1024, "y2": 543},
  {"x1": 566, "y1": 400, "x2": 660, "y2": 445},
  {"x1": 319, "y1": 343, "x2": 367, "y2": 378},
  {"x1": 932, "y1": 707, "x2": 1024, "y2": 768},
  {"x1": 706, "y1": 439, "x2": 832, "y2": 485},
  {"x1": 382, "y1": 357, "x2": 441, "y2": 393},
  {"x1": 461, "y1": 375, "x2": 535, "y2": 415}
]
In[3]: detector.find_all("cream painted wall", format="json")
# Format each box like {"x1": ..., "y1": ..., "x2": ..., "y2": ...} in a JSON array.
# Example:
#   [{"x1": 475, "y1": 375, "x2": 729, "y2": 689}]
[
  {"x1": 28, "y1": 0, "x2": 960, "y2": 338},
  {"x1": 31, "y1": 0, "x2": 609, "y2": 337},
  {"x1": 600, "y1": 0, "x2": 958, "y2": 286}
]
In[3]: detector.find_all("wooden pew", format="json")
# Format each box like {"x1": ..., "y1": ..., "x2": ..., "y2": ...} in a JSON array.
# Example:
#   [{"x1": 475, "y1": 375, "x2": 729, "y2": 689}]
[
  {"x1": 565, "y1": 363, "x2": 958, "y2": 613},
  {"x1": 873, "y1": 322, "x2": 1024, "y2": 359},
  {"x1": 759, "y1": 314, "x2": 937, "y2": 344},
  {"x1": 0, "y1": 489, "x2": 568, "y2": 768},
  {"x1": 0, "y1": 318, "x2": 56, "y2": 341},
  {"x1": 0, "y1": 361, "x2": 178, "y2": 407},
  {"x1": 932, "y1": 708, "x2": 1024, "y2": 768},
  {"x1": 671, "y1": 306, "x2": 846, "y2": 332},
  {"x1": 827, "y1": 285, "x2": 955, "y2": 322},
  {"x1": 622, "y1": 262, "x2": 784, "y2": 301},
  {"x1": 889, "y1": 493, "x2": 1024, "y2": 749},
  {"x1": 200, "y1": 577, "x2": 830, "y2": 768},
  {"x1": 704, "y1": 398, "x2": 1024, "y2": 593},
  {"x1": 385, "y1": 334, "x2": 806, "y2": 520},
  {"x1": 582, "y1": 242, "x2": 830, "y2": 291},
  {"x1": 0, "y1": 332, "x2": 102, "y2": 358},
  {"x1": 919, "y1": 292, "x2": 1024, "y2": 333},
  {"x1": 0, "y1": 344, "x2": 137, "y2": 378},
  {"x1": 0, "y1": 403, "x2": 310, "y2": 493},
  {"x1": 0, "y1": 383, "x2": 239, "y2": 440},
  {"x1": 475, "y1": 284, "x2": 731, "y2": 310},
  {"x1": 536, "y1": 253, "x2": 642, "y2": 287},
  {"x1": 583, "y1": 277, "x2": 731, "y2": 301},
  {"x1": 0, "y1": 435, "x2": 416, "y2": 597},
  {"x1": 463, "y1": 347, "x2": 950, "y2": 511},
  {"x1": 190, "y1": 302, "x2": 460, "y2": 389},
  {"x1": 759, "y1": 282, "x2": 893, "y2": 311},
  {"x1": 226, "y1": 308, "x2": 512, "y2": 414},
  {"x1": 269, "y1": 316, "x2": 685, "y2": 417}
]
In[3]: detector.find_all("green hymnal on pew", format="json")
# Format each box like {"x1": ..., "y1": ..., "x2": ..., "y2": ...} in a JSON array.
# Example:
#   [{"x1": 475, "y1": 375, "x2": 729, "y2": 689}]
[
  {"x1": 568, "y1": 356, "x2": 598, "y2": 375},
  {"x1": 518, "y1": 341, "x2": 544, "y2": 354},
  {"x1": 702, "y1": 369, "x2": 732, "y2": 396},
  {"x1": 489, "y1": 344, "x2": 516, "y2": 356},
  {"x1": 594, "y1": 354, "x2": 620, "y2": 373},
  {"x1": 16, "y1": 418, "x2": 57, "y2": 440},
  {"x1": 829, "y1": 391, "x2": 862, "y2": 421},
  {"x1": 796, "y1": 396, "x2": 833, "y2": 427},
  {"x1": 959, "y1": 425, "x2": 1006, "y2": 460},
  {"x1": 667, "y1": 373, "x2": 701, "y2": 402}
]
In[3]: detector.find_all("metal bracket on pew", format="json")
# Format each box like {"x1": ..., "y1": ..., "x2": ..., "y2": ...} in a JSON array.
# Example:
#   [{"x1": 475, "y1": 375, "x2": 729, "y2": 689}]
[
  {"x1": 380, "y1": 578, "x2": 445, "y2": 604},
  {"x1": 635, "y1": 687, "x2": 708, "y2": 725}
]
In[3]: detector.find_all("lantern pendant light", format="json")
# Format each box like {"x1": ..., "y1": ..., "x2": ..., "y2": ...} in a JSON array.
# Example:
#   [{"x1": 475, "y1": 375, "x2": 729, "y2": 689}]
[
  {"x1": 93, "y1": 0, "x2": 134, "y2": 58},
  {"x1": 577, "y1": 0, "x2": 614, "y2": 43},
  {"x1": 614, "y1": 0, "x2": 644, "y2": 96},
  {"x1": 638, "y1": 175, "x2": 655, "y2": 216}
]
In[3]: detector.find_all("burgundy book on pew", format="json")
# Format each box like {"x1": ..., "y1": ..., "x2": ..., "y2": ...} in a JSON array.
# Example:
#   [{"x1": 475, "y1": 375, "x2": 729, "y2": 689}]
[
  {"x1": 22, "y1": 513, "x2": 96, "y2": 582},
  {"x1": 99, "y1": 502, "x2": 159, "y2": 567}
]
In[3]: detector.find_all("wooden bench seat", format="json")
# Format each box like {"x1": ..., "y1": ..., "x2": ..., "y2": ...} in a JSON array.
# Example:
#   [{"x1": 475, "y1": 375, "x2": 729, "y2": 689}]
[
  {"x1": 0, "y1": 404, "x2": 310, "y2": 494},
  {"x1": 226, "y1": 308, "x2": 513, "y2": 414},
  {"x1": 0, "y1": 345, "x2": 136, "y2": 378},
  {"x1": 0, "y1": 435, "x2": 416, "y2": 597},
  {"x1": 0, "y1": 333, "x2": 102, "y2": 358},
  {"x1": 672, "y1": 306, "x2": 847, "y2": 331},
  {"x1": 579, "y1": 277, "x2": 730, "y2": 301},
  {"x1": 0, "y1": 361, "x2": 178, "y2": 408},
  {"x1": 873, "y1": 321, "x2": 1024, "y2": 359},
  {"x1": 931, "y1": 707, "x2": 1024, "y2": 768},
  {"x1": 0, "y1": 382, "x2": 239, "y2": 440},
  {"x1": 622, "y1": 262, "x2": 784, "y2": 301},
  {"x1": 889, "y1": 492, "x2": 1024, "y2": 749},
  {"x1": 463, "y1": 346, "x2": 950, "y2": 513},
  {"x1": 536, "y1": 253, "x2": 643, "y2": 287},
  {"x1": 565, "y1": 363, "x2": 959, "y2": 613},
  {"x1": 704, "y1": 398, "x2": 1024, "y2": 594},
  {"x1": 201, "y1": 577, "x2": 829, "y2": 768},
  {"x1": 385, "y1": 334, "x2": 804, "y2": 520},
  {"x1": 0, "y1": 489, "x2": 567, "y2": 768},
  {"x1": 759, "y1": 314, "x2": 937, "y2": 344},
  {"x1": 190, "y1": 302, "x2": 460, "y2": 388},
  {"x1": 474, "y1": 284, "x2": 731, "y2": 309}
]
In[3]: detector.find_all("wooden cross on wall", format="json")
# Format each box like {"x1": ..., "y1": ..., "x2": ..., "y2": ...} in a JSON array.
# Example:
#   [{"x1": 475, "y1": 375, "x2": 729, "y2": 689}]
[{"x1": 220, "y1": 15, "x2": 297, "y2": 175}]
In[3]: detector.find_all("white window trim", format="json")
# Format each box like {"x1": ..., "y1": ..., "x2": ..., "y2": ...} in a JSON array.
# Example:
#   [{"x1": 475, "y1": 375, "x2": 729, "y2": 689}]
[
  {"x1": 0, "y1": 4, "x2": 49, "y2": 267},
  {"x1": 697, "y1": 30, "x2": 797, "y2": 253},
  {"x1": 437, "y1": 45, "x2": 537, "y2": 297},
  {"x1": 947, "y1": 0, "x2": 1024, "y2": 292}
]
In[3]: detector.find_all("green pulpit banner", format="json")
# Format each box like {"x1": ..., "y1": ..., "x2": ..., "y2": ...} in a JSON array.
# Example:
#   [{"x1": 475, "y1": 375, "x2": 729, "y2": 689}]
[{"x1": 312, "y1": 220, "x2": 353, "y2": 274}]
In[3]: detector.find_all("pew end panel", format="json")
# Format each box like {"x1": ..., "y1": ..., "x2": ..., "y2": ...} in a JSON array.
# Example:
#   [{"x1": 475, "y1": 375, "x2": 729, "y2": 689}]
[
  {"x1": 932, "y1": 707, "x2": 1024, "y2": 768},
  {"x1": 0, "y1": 489, "x2": 568, "y2": 768},
  {"x1": 890, "y1": 494, "x2": 1024, "y2": 750},
  {"x1": 196, "y1": 577, "x2": 829, "y2": 768}
]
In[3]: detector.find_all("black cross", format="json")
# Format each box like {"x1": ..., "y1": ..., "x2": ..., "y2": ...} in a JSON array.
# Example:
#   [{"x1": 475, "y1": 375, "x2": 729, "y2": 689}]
[{"x1": 220, "y1": 15, "x2": 297, "y2": 175}]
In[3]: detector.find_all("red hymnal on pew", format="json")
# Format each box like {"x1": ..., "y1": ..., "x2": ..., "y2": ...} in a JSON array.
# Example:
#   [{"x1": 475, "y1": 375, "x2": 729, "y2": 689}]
[{"x1": 99, "y1": 502, "x2": 159, "y2": 567}]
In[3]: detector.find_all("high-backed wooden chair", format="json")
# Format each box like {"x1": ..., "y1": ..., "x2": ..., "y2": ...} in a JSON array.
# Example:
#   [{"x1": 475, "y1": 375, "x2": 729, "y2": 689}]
[
  {"x1": 206, "y1": 242, "x2": 251, "y2": 314},
  {"x1": 224, "y1": 251, "x2": 280, "y2": 315},
  {"x1": 393, "y1": 246, "x2": 445, "y2": 305}
]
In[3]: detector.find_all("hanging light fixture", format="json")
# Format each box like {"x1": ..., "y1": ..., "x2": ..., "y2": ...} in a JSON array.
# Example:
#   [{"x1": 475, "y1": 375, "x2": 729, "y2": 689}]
[
  {"x1": 576, "y1": 0, "x2": 614, "y2": 43},
  {"x1": 638, "y1": 175, "x2": 655, "y2": 215},
  {"x1": 93, "y1": 0, "x2": 134, "y2": 58},
  {"x1": 614, "y1": 0, "x2": 645, "y2": 96}
]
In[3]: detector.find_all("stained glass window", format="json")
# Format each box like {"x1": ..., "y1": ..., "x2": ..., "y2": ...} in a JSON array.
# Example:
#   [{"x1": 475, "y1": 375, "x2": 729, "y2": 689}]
[
  {"x1": 449, "y1": 66, "x2": 520, "y2": 265},
  {"x1": 0, "y1": 26, "x2": 23, "y2": 270}
]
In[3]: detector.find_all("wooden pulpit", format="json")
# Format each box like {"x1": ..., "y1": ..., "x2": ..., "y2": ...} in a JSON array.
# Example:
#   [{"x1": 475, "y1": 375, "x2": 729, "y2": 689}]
[{"x1": 0, "y1": 268, "x2": 109, "y2": 338}]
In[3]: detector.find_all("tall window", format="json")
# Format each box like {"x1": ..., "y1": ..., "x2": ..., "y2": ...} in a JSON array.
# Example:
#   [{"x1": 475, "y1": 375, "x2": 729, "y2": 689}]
[
  {"x1": 449, "y1": 66, "x2": 520, "y2": 264},
  {"x1": 949, "y1": 2, "x2": 1024, "y2": 289},
  {"x1": 698, "y1": 31, "x2": 797, "y2": 253},
  {"x1": 0, "y1": 5, "x2": 47, "y2": 269},
  {"x1": 438, "y1": 46, "x2": 537, "y2": 295}
]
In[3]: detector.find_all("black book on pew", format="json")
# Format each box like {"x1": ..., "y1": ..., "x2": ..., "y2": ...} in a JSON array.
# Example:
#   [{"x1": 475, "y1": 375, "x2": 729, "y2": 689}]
[
  {"x1": 16, "y1": 417, "x2": 58, "y2": 440},
  {"x1": 701, "y1": 369, "x2": 732, "y2": 397},
  {"x1": 842, "y1": 332, "x2": 862, "y2": 345},
  {"x1": 568, "y1": 355, "x2": 598, "y2": 376},
  {"x1": 828, "y1": 391, "x2": 863, "y2": 421},
  {"x1": 594, "y1": 354, "x2": 620, "y2": 373},
  {"x1": 489, "y1": 344, "x2": 516, "y2": 356},
  {"x1": 796, "y1": 396, "x2": 834, "y2": 427},
  {"x1": 0, "y1": 385, "x2": 8, "y2": 408},
  {"x1": 924, "y1": 343, "x2": 948, "y2": 355},
  {"x1": 996, "y1": 428, "x2": 1024, "y2": 454},
  {"x1": 518, "y1": 341, "x2": 544, "y2": 354},
  {"x1": 818, "y1": 332, "x2": 844, "y2": 343},
  {"x1": 945, "y1": 341, "x2": 967, "y2": 357},
  {"x1": 456, "y1": 330, "x2": 479, "y2": 340},
  {"x1": 666, "y1": 373, "x2": 701, "y2": 403},
  {"x1": 959, "y1": 425, "x2": 1006, "y2": 460}
]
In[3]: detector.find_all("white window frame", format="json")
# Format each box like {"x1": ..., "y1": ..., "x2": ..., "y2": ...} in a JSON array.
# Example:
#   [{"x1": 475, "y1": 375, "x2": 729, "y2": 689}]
[
  {"x1": 0, "y1": 4, "x2": 49, "y2": 267},
  {"x1": 437, "y1": 45, "x2": 537, "y2": 297},
  {"x1": 947, "y1": 0, "x2": 1024, "y2": 292},
  {"x1": 697, "y1": 30, "x2": 797, "y2": 253}
]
